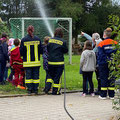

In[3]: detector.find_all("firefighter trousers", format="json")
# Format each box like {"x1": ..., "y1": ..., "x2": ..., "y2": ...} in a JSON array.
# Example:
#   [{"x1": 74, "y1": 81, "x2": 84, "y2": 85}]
[
  {"x1": 99, "y1": 64, "x2": 115, "y2": 97},
  {"x1": 25, "y1": 67, "x2": 40, "y2": 93},
  {"x1": 46, "y1": 65, "x2": 64, "y2": 95}
]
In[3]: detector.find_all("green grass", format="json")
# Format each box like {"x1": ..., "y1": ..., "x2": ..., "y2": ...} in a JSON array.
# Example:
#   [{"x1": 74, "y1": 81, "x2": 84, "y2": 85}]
[{"x1": 0, "y1": 55, "x2": 98, "y2": 94}]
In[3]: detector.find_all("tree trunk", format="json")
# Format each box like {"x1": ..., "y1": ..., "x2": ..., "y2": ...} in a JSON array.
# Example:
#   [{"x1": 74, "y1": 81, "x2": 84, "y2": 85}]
[{"x1": 75, "y1": 34, "x2": 78, "y2": 44}]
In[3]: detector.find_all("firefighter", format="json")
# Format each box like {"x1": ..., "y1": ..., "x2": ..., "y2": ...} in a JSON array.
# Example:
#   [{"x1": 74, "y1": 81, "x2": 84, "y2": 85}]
[
  {"x1": 97, "y1": 28, "x2": 117, "y2": 99},
  {"x1": 45, "y1": 28, "x2": 68, "y2": 95},
  {"x1": 20, "y1": 25, "x2": 43, "y2": 94}
]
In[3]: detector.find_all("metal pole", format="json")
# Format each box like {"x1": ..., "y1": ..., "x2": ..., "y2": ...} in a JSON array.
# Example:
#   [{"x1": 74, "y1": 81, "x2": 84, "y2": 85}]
[
  {"x1": 69, "y1": 18, "x2": 72, "y2": 64},
  {"x1": 22, "y1": 18, "x2": 25, "y2": 38}
]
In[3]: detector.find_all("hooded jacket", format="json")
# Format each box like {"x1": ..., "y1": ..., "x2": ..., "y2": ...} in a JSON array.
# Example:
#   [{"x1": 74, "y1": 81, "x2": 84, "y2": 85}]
[
  {"x1": 10, "y1": 47, "x2": 23, "y2": 66},
  {"x1": 80, "y1": 50, "x2": 96, "y2": 72}
]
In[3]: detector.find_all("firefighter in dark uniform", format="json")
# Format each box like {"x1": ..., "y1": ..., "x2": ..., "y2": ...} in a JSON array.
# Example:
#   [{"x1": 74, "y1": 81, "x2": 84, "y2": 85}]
[
  {"x1": 97, "y1": 28, "x2": 117, "y2": 99},
  {"x1": 20, "y1": 25, "x2": 43, "y2": 94},
  {"x1": 45, "y1": 28, "x2": 68, "y2": 95}
]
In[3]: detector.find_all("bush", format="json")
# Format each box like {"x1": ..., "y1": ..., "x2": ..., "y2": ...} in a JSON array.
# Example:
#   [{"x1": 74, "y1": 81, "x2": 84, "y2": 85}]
[{"x1": 108, "y1": 15, "x2": 120, "y2": 115}]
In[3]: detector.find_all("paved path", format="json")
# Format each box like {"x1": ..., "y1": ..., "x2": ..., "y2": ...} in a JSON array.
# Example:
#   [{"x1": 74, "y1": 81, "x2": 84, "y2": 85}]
[{"x1": 0, "y1": 93, "x2": 117, "y2": 120}]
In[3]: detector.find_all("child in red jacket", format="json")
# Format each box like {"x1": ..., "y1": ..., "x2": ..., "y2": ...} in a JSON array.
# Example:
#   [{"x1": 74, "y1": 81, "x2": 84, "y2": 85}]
[{"x1": 10, "y1": 38, "x2": 25, "y2": 89}]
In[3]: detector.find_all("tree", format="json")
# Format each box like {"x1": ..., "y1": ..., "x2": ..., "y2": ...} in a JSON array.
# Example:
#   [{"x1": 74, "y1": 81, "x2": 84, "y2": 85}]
[
  {"x1": 46, "y1": 0, "x2": 83, "y2": 44},
  {"x1": 0, "y1": 0, "x2": 36, "y2": 21},
  {"x1": 0, "y1": 17, "x2": 9, "y2": 36},
  {"x1": 1, "y1": 0, "x2": 120, "y2": 44},
  {"x1": 78, "y1": 0, "x2": 120, "y2": 37},
  {"x1": 46, "y1": 0, "x2": 120, "y2": 43}
]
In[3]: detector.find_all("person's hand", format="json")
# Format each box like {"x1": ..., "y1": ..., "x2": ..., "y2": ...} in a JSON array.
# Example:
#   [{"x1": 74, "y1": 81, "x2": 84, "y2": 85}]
[{"x1": 81, "y1": 31, "x2": 84, "y2": 36}]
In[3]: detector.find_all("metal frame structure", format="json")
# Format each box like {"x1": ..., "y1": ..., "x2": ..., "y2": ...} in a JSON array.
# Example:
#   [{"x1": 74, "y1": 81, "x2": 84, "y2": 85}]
[{"x1": 9, "y1": 17, "x2": 72, "y2": 64}]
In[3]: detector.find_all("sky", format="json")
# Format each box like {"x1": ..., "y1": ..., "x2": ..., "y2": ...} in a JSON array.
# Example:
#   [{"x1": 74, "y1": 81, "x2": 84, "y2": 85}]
[{"x1": 112, "y1": 0, "x2": 120, "y2": 5}]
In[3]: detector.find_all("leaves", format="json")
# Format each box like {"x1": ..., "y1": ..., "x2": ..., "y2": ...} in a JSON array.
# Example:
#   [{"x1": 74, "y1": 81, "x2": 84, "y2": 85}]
[
  {"x1": 0, "y1": 18, "x2": 9, "y2": 36},
  {"x1": 108, "y1": 15, "x2": 120, "y2": 111}
]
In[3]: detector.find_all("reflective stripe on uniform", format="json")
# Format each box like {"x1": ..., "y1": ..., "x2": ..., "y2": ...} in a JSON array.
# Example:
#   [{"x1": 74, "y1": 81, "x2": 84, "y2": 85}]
[
  {"x1": 57, "y1": 77, "x2": 62, "y2": 94},
  {"x1": 33, "y1": 79, "x2": 40, "y2": 84},
  {"x1": 25, "y1": 79, "x2": 33, "y2": 83},
  {"x1": 23, "y1": 61, "x2": 41, "y2": 67},
  {"x1": 13, "y1": 62, "x2": 23, "y2": 65},
  {"x1": 25, "y1": 45, "x2": 30, "y2": 62},
  {"x1": 49, "y1": 39, "x2": 63, "y2": 45},
  {"x1": 34, "y1": 44, "x2": 39, "y2": 62},
  {"x1": 48, "y1": 61, "x2": 64, "y2": 65},
  {"x1": 53, "y1": 84, "x2": 61, "y2": 88},
  {"x1": 46, "y1": 79, "x2": 53, "y2": 83},
  {"x1": 101, "y1": 87, "x2": 108, "y2": 90},
  {"x1": 24, "y1": 41, "x2": 40, "y2": 67},
  {"x1": 108, "y1": 87, "x2": 115, "y2": 90}
]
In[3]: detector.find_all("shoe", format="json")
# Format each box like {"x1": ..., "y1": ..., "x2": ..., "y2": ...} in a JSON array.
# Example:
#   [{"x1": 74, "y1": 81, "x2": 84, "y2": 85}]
[
  {"x1": 109, "y1": 97, "x2": 114, "y2": 100},
  {"x1": 91, "y1": 93, "x2": 95, "y2": 97},
  {"x1": 81, "y1": 93, "x2": 86, "y2": 97},
  {"x1": 52, "y1": 92, "x2": 61, "y2": 95},
  {"x1": 16, "y1": 85, "x2": 26, "y2": 90},
  {"x1": 99, "y1": 95, "x2": 107, "y2": 100}
]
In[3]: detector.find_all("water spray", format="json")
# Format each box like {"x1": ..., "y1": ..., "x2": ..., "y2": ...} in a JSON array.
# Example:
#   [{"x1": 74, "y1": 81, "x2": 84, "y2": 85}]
[
  {"x1": 34, "y1": 0, "x2": 54, "y2": 37},
  {"x1": 34, "y1": 0, "x2": 74, "y2": 119}
]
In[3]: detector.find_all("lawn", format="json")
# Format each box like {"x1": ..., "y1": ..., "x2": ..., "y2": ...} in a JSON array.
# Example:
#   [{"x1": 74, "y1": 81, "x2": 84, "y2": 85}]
[{"x1": 0, "y1": 55, "x2": 98, "y2": 95}]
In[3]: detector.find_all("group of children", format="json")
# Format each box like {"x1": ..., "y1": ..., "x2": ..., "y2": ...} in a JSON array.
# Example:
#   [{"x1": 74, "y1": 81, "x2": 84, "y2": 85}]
[
  {"x1": 80, "y1": 28, "x2": 117, "y2": 100},
  {"x1": 0, "y1": 35, "x2": 25, "y2": 89},
  {"x1": 0, "y1": 26, "x2": 117, "y2": 98},
  {"x1": 0, "y1": 33, "x2": 50, "y2": 91}
]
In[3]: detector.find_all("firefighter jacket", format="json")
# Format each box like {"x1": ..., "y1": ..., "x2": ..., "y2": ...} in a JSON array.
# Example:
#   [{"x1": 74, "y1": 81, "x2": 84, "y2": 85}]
[
  {"x1": 97, "y1": 38, "x2": 117, "y2": 65},
  {"x1": 20, "y1": 34, "x2": 43, "y2": 67},
  {"x1": 47, "y1": 36, "x2": 68, "y2": 65},
  {"x1": 10, "y1": 47, "x2": 23, "y2": 66}
]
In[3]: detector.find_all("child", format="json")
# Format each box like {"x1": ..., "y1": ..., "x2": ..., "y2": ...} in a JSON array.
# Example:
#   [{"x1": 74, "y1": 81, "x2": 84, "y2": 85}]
[
  {"x1": 80, "y1": 40, "x2": 96, "y2": 97},
  {"x1": 10, "y1": 38, "x2": 25, "y2": 89},
  {"x1": 7, "y1": 38, "x2": 15, "y2": 82},
  {"x1": 42, "y1": 36, "x2": 52, "y2": 93}
]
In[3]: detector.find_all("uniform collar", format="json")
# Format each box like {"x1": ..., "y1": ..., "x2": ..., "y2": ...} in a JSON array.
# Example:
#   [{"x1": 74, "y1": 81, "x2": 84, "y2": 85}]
[{"x1": 104, "y1": 37, "x2": 110, "y2": 40}]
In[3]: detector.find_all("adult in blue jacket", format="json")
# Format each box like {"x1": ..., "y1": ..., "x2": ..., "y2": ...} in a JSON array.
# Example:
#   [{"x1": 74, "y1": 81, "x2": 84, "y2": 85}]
[
  {"x1": 45, "y1": 28, "x2": 68, "y2": 95},
  {"x1": 0, "y1": 33, "x2": 9, "y2": 85},
  {"x1": 20, "y1": 25, "x2": 43, "y2": 94},
  {"x1": 97, "y1": 28, "x2": 117, "y2": 99}
]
